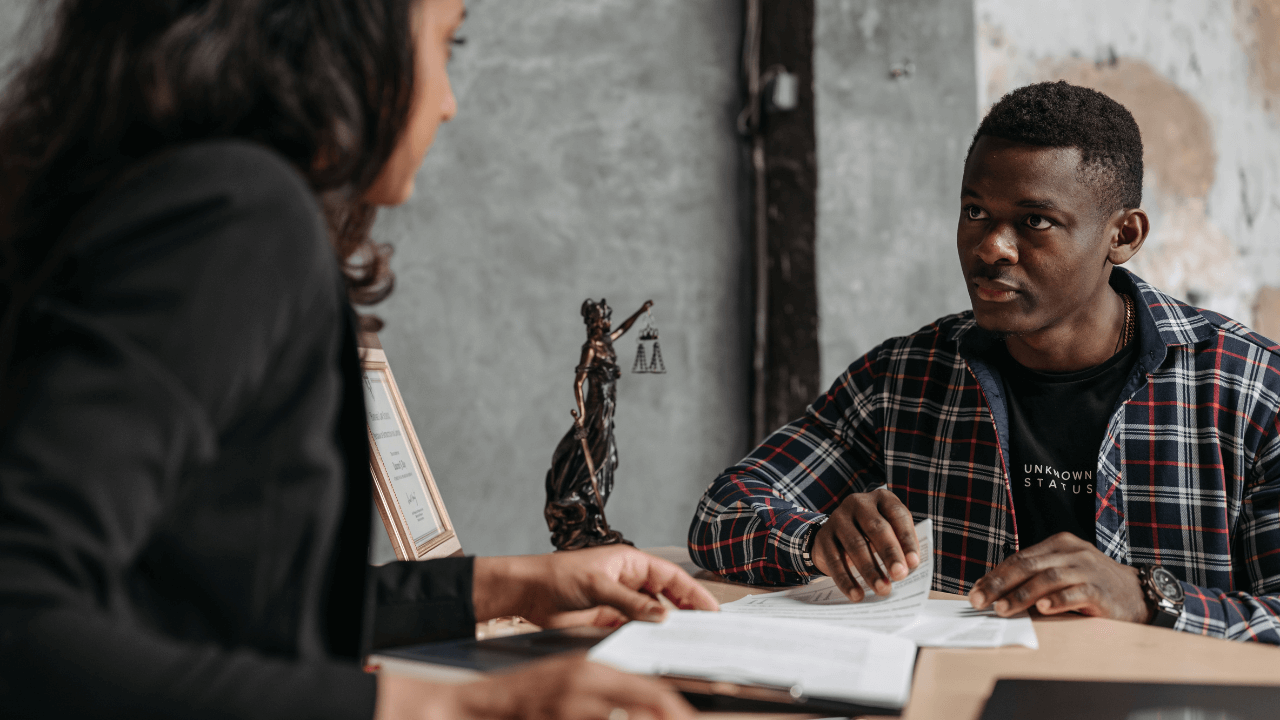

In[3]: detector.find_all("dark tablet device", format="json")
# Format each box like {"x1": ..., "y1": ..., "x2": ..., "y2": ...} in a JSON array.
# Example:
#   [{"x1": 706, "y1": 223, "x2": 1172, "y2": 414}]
[
  {"x1": 380, "y1": 626, "x2": 902, "y2": 716},
  {"x1": 978, "y1": 678, "x2": 1280, "y2": 720}
]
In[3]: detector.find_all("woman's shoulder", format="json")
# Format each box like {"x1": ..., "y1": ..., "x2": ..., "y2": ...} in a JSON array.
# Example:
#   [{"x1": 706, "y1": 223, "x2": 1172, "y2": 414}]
[
  {"x1": 136, "y1": 139, "x2": 308, "y2": 184},
  {"x1": 63, "y1": 139, "x2": 335, "y2": 298},
  {"x1": 72, "y1": 139, "x2": 327, "y2": 267},
  {"x1": 46, "y1": 141, "x2": 344, "y2": 428}
]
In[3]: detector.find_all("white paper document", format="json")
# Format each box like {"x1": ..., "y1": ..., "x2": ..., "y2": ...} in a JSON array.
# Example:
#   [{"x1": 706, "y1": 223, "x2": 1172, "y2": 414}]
[
  {"x1": 896, "y1": 600, "x2": 1038, "y2": 649},
  {"x1": 720, "y1": 519, "x2": 1037, "y2": 648},
  {"x1": 588, "y1": 610, "x2": 917, "y2": 710},
  {"x1": 721, "y1": 519, "x2": 934, "y2": 634}
]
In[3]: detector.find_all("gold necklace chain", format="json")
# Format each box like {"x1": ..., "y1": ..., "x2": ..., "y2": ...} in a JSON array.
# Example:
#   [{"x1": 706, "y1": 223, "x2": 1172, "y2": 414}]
[{"x1": 1115, "y1": 292, "x2": 1134, "y2": 354}]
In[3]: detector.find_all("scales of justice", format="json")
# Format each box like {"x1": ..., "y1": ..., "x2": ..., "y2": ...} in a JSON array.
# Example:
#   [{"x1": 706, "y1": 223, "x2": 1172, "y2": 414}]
[{"x1": 544, "y1": 298, "x2": 665, "y2": 551}]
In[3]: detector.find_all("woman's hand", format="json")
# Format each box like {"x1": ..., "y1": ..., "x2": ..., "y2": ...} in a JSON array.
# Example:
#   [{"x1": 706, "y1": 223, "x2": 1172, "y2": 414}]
[
  {"x1": 473, "y1": 545, "x2": 719, "y2": 628},
  {"x1": 375, "y1": 654, "x2": 696, "y2": 720},
  {"x1": 376, "y1": 547, "x2": 714, "y2": 719}
]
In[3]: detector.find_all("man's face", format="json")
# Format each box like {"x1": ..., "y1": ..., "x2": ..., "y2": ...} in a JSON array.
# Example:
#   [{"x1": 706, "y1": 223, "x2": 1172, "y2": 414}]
[{"x1": 957, "y1": 137, "x2": 1115, "y2": 337}]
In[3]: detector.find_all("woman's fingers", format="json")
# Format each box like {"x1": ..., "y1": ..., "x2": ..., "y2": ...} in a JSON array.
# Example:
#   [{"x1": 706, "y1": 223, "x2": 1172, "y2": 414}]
[
  {"x1": 552, "y1": 656, "x2": 697, "y2": 720},
  {"x1": 541, "y1": 606, "x2": 630, "y2": 629},
  {"x1": 573, "y1": 549, "x2": 718, "y2": 623},
  {"x1": 587, "y1": 577, "x2": 667, "y2": 622},
  {"x1": 635, "y1": 555, "x2": 719, "y2": 612},
  {"x1": 589, "y1": 665, "x2": 696, "y2": 720},
  {"x1": 478, "y1": 654, "x2": 697, "y2": 720}
]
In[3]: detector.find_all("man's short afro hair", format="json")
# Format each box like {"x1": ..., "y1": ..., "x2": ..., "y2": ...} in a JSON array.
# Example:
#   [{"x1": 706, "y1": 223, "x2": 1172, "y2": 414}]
[{"x1": 969, "y1": 80, "x2": 1144, "y2": 211}]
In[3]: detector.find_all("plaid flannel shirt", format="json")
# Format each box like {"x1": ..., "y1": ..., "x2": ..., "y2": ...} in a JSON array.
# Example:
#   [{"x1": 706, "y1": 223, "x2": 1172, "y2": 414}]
[{"x1": 689, "y1": 268, "x2": 1280, "y2": 643}]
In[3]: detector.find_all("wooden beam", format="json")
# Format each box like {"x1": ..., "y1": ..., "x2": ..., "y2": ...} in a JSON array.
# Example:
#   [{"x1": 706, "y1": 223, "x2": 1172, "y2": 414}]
[{"x1": 746, "y1": 0, "x2": 820, "y2": 442}]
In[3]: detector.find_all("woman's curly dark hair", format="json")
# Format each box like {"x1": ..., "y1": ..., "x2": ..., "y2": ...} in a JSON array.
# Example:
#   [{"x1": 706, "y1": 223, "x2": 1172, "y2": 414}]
[{"x1": 0, "y1": 0, "x2": 415, "y2": 365}]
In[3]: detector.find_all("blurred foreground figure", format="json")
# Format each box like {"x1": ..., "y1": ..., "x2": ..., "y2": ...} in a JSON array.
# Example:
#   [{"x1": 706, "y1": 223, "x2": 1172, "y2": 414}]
[{"x1": 0, "y1": 1, "x2": 714, "y2": 718}]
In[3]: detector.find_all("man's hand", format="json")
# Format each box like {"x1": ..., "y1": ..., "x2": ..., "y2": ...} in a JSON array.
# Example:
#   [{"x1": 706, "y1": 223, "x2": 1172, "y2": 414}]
[
  {"x1": 811, "y1": 487, "x2": 920, "y2": 602},
  {"x1": 474, "y1": 545, "x2": 719, "y2": 628},
  {"x1": 968, "y1": 532, "x2": 1152, "y2": 622},
  {"x1": 376, "y1": 654, "x2": 696, "y2": 720}
]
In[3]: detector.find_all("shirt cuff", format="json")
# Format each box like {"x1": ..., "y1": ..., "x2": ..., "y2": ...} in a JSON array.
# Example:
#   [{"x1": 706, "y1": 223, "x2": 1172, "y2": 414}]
[
  {"x1": 1174, "y1": 579, "x2": 1233, "y2": 639},
  {"x1": 369, "y1": 555, "x2": 477, "y2": 650},
  {"x1": 776, "y1": 512, "x2": 830, "y2": 582}
]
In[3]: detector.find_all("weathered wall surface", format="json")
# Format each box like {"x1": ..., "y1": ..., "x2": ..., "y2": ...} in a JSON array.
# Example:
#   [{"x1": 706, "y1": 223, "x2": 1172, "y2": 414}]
[
  {"x1": 814, "y1": 0, "x2": 978, "y2": 383},
  {"x1": 977, "y1": 0, "x2": 1280, "y2": 334},
  {"x1": 373, "y1": 0, "x2": 747, "y2": 557}
]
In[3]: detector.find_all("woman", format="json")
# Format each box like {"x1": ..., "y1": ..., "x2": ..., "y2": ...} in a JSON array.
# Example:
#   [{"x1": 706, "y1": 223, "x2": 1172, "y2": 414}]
[
  {"x1": 0, "y1": 1, "x2": 715, "y2": 719},
  {"x1": 546, "y1": 299, "x2": 651, "y2": 550}
]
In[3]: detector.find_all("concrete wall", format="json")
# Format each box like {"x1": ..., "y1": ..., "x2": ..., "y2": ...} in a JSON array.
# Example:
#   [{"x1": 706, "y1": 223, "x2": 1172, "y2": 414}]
[
  {"x1": 814, "y1": 0, "x2": 977, "y2": 383},
  {"x1": 977, "y1": 0, "x2": 1280, "y2": 335},
  {"x1": 372, "y1": 0, "x2": 747, "y2": 558}
]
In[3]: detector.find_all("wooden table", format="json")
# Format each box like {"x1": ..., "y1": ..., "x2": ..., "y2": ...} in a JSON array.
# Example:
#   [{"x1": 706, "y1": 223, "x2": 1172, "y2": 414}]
[
  {"x1": 377, "y1": 548, "x2": 1280, "y2": 719},
  {"x1": 642, "y1": 547, "x2": 1280, "y2": 720}
]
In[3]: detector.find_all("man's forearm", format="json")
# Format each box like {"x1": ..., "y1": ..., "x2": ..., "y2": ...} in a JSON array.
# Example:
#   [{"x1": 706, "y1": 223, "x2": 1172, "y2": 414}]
[
  {"x1": 1177, "y1": 582, "x2": 1280, "y2": 644},
  {"x1": 688, "y1": 470, "x2": 829, "y2": 585},
  {"x1": 370, "y1": 557, "x2": 477, "y2": 649},
  {"x1": 688, "y1": 357, "x2": 886, "y2": 585}
]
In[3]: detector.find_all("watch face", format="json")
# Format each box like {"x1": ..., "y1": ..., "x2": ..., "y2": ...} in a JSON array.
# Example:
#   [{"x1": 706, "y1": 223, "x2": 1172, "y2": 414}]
[{"x1": 1151, "y1": 567, "x2": 1185, "y2": 602}]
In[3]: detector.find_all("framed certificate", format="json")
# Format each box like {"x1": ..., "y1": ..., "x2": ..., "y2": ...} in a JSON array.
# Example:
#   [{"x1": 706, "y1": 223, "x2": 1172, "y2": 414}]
[{"x1": 359, "y1": 337, "x2": 461, "y2": 561}]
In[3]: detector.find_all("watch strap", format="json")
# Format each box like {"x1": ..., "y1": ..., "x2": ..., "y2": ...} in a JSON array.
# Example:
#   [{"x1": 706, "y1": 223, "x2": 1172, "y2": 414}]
[
  {"x1": 800, "y1": 520, "x2": 825, "y2": 573},
  {"x1": 1138, "y1": 564, "x2": 1183, "y2": 628},
  {"x1": 1149, "y1": 600, "x2": 1180, "y2": 628}
]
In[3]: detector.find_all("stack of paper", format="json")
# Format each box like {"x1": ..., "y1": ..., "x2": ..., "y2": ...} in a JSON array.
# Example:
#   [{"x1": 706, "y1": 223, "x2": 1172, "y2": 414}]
[
  {"x1": 589, "y1": 519, "x2": 1036, "y2": 711},
  {"x1": 588, "y1": 610, "x2": 917, "y2": 711},
  {"x1": 720, "y1": 519, "x2": 1038, "y2": 649},
  {"x1": 897, "y1": 600, "x2": 1038, "y2": 648}
]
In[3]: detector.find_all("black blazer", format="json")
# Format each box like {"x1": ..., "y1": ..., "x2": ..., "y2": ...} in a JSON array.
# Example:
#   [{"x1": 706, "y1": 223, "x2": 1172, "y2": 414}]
[{"x1": 0, "y1": 141, "x2": 473, "y2": 719}]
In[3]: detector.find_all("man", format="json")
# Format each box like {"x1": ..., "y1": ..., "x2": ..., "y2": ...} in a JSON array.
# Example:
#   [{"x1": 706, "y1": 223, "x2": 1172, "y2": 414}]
[{"x1": 690, "y1": 81, "x2": 1280, "y2": 643}]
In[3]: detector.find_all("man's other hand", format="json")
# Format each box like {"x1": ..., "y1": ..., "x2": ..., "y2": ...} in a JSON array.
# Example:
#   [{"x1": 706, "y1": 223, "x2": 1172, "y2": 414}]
[
  {"x1": 811, "y1": 487, "x2": 920, "y2": 602},
  {"x1": 473, "y1": 545, "x2": 719, "y2": 628},
  {"x1": 967, "y1": 532, "x2": 1151, "y2": 622}
]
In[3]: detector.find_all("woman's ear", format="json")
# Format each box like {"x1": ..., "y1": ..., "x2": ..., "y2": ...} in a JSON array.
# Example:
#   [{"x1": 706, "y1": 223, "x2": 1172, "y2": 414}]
[{"x1": 1108, "y1": 208, "x2": 1149, "y2": 266}]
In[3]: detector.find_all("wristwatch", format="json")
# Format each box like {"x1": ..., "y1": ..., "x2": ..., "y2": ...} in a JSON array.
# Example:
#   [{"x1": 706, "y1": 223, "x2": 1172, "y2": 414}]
[
  {"x1": 800, "y1": 520, "x2": 825, "y2": 573},
  {"x1": 1137, "y1": 564, "x2": 1185, "y2": 628}
]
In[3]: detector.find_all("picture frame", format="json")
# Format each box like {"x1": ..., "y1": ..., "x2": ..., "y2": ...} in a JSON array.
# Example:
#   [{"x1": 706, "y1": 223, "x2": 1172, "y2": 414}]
[{"x1": 359, "y1": 335, "x2": 462, "y2": 561}]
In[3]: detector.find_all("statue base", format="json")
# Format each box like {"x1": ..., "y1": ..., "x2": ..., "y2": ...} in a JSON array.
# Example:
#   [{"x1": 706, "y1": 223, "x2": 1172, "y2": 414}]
[{"x1": 552, "y1": 529, "x2": 633, "y2": 551}]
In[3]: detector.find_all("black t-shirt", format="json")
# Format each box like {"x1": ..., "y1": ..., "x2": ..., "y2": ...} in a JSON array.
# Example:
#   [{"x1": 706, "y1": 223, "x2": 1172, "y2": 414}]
[{"x1": 994, "y1": 339, "x2": 1138, "y2": 549}]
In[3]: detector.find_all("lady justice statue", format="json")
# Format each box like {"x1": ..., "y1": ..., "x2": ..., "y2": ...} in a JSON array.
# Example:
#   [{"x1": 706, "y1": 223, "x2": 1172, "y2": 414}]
[{"x1": 544, "y1": 298, "x2": 653, "y2": 550}]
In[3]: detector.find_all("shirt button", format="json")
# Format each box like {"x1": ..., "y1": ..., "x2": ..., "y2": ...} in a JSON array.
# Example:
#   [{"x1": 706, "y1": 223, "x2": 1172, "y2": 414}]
[{"x1": 1002, "y1": 542, "x2": 1015, "y2": 555}]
